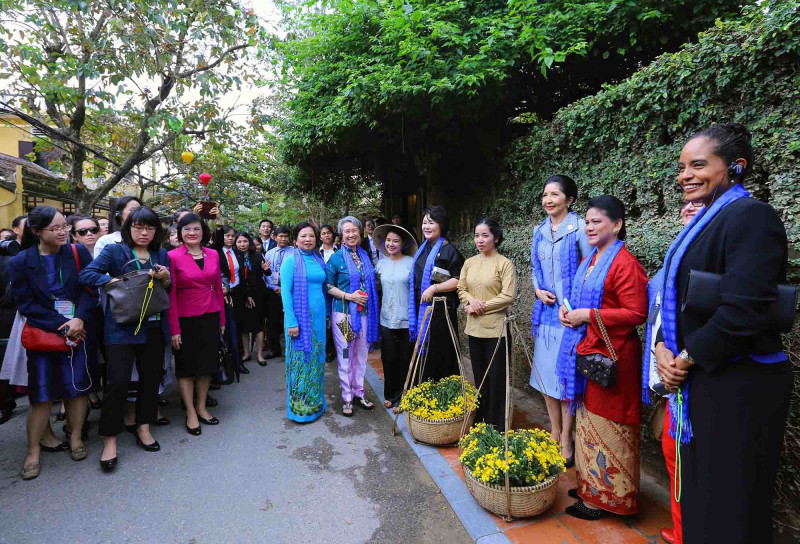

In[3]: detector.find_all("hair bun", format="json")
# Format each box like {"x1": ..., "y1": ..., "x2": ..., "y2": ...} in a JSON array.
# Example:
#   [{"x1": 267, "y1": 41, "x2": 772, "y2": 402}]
[{"x1": 723, "y1": 123, "x2": 752, "y2": 142}]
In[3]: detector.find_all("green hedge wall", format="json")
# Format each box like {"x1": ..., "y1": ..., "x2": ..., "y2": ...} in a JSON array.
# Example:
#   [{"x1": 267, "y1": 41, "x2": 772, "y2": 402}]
[{"x1": 471, "y1": 1, "x2": 800, "y2": 533}]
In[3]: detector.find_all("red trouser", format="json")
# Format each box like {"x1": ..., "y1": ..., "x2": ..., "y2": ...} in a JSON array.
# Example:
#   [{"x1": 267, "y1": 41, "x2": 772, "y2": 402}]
[{"x1": 662, "y1": 404, "x2": 683, "y2": 543}]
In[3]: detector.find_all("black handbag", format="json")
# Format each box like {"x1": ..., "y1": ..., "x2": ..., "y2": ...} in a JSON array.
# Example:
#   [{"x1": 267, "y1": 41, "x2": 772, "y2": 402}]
[
  {"x1": 217, "y1": 336, "x2": 237, "y2": 385},
  {"x1": 103, "y1": 259, "x2": 170, "y2": 328},
  {"x1": 683, "y1": 270, "x2": 797, "y2": 333},
  {"x1": 576, "y1": 309, "x2": 618, "y2": 387}
]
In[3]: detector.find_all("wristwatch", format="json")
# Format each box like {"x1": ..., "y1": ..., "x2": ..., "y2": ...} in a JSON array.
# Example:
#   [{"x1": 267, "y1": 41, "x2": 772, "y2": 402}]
[{"x1": 678, "y1": 349, "x2": 695, "y2": 366}]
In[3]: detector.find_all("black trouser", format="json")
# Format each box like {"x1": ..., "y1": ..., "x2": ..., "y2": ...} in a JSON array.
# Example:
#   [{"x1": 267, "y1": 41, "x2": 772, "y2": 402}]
[
  {"x1": 380, "y1": 326, "x2": 412, "y2": 404},
  {"x1": 100, "y1": 327, "x2": 165, "y2": 436},
  {"x1": 468, "y1": 333, "x2": 509, "y2": 430},
  {"x1": 265, "y1": 288, "x2": 284, "y2": 354}
]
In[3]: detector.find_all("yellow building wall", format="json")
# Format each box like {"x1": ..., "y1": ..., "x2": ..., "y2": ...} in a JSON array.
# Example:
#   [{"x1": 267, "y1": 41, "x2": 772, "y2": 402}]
[
  {"x1": 0, "y1": 165, "x2": 25, "y2": 229},
  {"x1": 0, "y1": 117, "x2": 31, "y2": 159}
]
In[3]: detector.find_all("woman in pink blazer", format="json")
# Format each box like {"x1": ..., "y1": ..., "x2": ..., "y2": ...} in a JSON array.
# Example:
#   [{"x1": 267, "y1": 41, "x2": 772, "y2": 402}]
[{"x1": 167, "y1": 214, "x2": 225, "y2": 436}]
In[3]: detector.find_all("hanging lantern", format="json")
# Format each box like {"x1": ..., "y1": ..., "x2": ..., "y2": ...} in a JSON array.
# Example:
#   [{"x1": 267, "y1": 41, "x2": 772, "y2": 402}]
[
  {"x1": 181, "y1": 151, "x2": 195, "y2": 165},
  {"x1": 199, "y1": 172, "x2": 212, "y2": 186}
]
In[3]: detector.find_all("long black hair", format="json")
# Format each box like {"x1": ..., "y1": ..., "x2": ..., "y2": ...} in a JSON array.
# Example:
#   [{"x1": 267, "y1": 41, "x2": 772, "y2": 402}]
[
  {"x1": 121, "y1": 206, "x2": 164, "y2": 252},
  {"x1": 21, "y1": 205, "x2": 60, "y2": 250},
  {"x1": 110, "y1": 196, "x2": 143, "y2": 232},
  {"x1": 587, "y1": 195, "x2": 627, "y2": 240},
  {"x1": 234, "y1": 231, "x2": 256, "y2": 255}
]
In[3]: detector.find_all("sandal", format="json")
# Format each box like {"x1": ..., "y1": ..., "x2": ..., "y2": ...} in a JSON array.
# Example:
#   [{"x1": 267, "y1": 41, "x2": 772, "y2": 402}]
[
  {"x1": 354, "y1": 397, "x2": 374, "y2": 410},
  {"x1": 565, "y1": 500, "x2": 604, "y2": 521},
  {"x1": 383, "y1": 400, "x2": 394, "y2": 409},
  {"x1": 342, "y1": 402, "x2": 353, "y2": 417}
]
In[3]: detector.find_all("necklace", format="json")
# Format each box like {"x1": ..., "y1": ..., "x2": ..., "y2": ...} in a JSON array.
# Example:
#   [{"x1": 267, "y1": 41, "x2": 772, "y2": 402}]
[{"x1": 188, "y1": 250, "x2": 203, "y2": 257}]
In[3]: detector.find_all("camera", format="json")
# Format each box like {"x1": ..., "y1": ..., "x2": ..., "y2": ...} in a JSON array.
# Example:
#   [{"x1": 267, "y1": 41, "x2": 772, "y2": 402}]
[{"x1": 0, "y1": 240, "x2": 20, "y2": 257}]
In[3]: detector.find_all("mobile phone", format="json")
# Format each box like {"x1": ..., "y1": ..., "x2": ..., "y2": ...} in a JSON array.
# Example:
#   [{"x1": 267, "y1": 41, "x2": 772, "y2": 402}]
[
  {"x1": 563, "y1": 298, "x2": 573, "y2": 312},
  {"x1": 59, "y1": 325, "x2": 70, "y2": 337}
]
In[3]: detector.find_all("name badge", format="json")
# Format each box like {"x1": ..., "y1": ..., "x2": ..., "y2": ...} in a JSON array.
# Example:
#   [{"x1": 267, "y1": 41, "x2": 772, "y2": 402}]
[
  {"x1": 148, "y1": 314, "x2": 161, "y2": 322},
  {"x1": 54, "y1": 299, "x2": 75, "y2": 319},
  {"x1": 646, "y1": 302, "x2": 660, "y2": 325}
]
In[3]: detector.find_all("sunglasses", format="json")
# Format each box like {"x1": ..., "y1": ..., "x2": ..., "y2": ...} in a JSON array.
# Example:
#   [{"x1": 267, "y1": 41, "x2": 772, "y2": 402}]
[{"x1": 75, "y1": 227, "x2": 100, "y2": 236}]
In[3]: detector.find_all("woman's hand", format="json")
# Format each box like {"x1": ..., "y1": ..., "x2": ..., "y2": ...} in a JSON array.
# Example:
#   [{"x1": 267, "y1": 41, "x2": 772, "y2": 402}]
[
  {"x1": 171, "y1": 334, "x2": 182, "y2": 350},
  {"x1": 655, "y1": 342, "x2": 688, "y2": 388},
  {"x1": 349, "y1": 291, "x2": 368, "y2": 306},
  {"x1": 421, "y1": 285, "x2": 437, "y2": 303},
  {"x1": 224, "y1": 294, "x2": 233, "y2": 306},
  {"x1": 246, "y1": 297, "x2": 255, "y2": 309},
  {"x1": 288, "y1": 326, "x2": 300, "y2": 338},
  {"x1": 565, "y1": 309, "x2": 591, "y2": 326},
  {"x1": 210, "y1": 206, "x2": 220, "y2": 219},
  {"x1": 104, "y1": 278, "x2": 121, "y2": 286},
  {"x1": 535, "y1": 288, "x2": 557, "y2": 305},
  {"x1": 558, "y1": 305, "x2": 572, "y2": 327},
  {"x1": 150, "y1": 265, "x2": 170, "y2": 282},
  {"x1": 192, "y1": 202, "x2": 203, "y2": 215},
  {"x1": 466, "y1": 298, "x2": 485, "y2": 316},
  {"x1": 59, "y1": 318, "x2": 85, "y2": 340},
  {"x1": 261, "y1": 260, "x2": 270, "y2": 272}
]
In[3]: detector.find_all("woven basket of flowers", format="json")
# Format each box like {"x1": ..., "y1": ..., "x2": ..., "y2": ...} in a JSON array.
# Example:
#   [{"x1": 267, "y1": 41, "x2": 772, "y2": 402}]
[
  {"x1": 459, "y1": 424, "x2": 565, "y2": 518},
  {"x1": 399, "y1": 376, "x2": 478, "y2": 446}
]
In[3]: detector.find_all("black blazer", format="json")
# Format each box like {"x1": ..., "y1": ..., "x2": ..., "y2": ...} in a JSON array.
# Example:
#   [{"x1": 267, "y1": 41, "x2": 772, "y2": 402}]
[
  {"x1": 218, "y1": 246, "x2": 244, "y2": 287},
  {"x1": 675, "y1": 198, "x2": 788, "y2": 371},
  {"x1": 237, "y1": 251, "x2": 266, "y2": 298}
]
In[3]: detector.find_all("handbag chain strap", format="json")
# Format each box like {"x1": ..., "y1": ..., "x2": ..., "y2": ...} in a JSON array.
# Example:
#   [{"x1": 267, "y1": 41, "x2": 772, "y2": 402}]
[{"x1": 592, "y1": 308, "x2": 617, "y2": 362}]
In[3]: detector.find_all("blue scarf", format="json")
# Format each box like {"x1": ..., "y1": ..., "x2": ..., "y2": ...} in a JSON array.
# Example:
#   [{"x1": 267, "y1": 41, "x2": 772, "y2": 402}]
[
  {"x1": 408, "y1": 237, "x2": 444, "y2": 342},
  {"x1": 341, "y1": 245, "x2": 379, "y2": 343},
  {"x1": 642, "y1": 268, "x2": 665, "y2": 405},
  {"x1": 556, "y1": 239, "x2": 625, "y2": 411},
  {"x1": 530, "y1": 213, "x2": 581, "y2": 336},
  {"x1": 661, "y1": 183, "x2": 750, "y2": 443},
  {"x1": 291, "y1": 248, "x2": 327, "y2": 355}
]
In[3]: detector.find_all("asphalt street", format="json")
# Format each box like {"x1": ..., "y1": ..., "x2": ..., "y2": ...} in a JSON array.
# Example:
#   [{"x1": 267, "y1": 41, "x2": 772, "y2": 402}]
[{"x1": 0, "y1": 357, "x2": 471, "y2": 544}]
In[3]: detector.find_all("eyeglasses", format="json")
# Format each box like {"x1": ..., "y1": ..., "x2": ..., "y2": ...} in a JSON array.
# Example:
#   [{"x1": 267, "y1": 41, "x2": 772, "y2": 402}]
[
  {"x1": 42, "y1": 224, "x2": 69, "y2": 233},
  {"x1": 132, "y1": 225, "x2": 156, "y2": 233},
  {"x1": 681, "y1": 200, "x2": 704, "y2": 209},
  {"x1": 75, "y1": 227, "x2": 100, "y2": 236}
]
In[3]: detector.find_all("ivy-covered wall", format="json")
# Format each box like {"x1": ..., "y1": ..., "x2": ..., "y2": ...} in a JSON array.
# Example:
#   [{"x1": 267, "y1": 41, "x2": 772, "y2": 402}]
[{"x1": 454, "y1": 1, "x2": 800, "y2": 533}]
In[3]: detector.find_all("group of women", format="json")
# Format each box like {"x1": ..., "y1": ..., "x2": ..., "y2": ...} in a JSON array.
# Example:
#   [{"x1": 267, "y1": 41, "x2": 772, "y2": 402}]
[
  {"x1": 1, "y1": 121, "x2": 791, "y2": 544},
  {"x1": 526, "y1": 123, "x2": 791, "y2": 544}
]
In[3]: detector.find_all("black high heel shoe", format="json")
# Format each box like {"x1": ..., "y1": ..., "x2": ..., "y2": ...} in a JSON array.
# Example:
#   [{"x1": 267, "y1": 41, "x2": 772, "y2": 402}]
[
  {"x1": 100, "y1": 456, "x2": 118, "y2": 473},
  {"x1": 153, "y1": 416, "x2": 170, "y2": 426},
  {"x1": 136, "y1": 436, "x2": 161, "y2": 452},
  {"x1": 186, "y1": 419, "x2": 202, "y2": 436},
  {"x1": 239, "y1": 364, "x2": 250, "y2": 375}
]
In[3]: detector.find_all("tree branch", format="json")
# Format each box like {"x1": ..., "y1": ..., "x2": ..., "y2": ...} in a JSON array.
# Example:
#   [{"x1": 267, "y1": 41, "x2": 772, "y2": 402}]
[{"x1": 175, "y1": 43, "x2": 248, "y2": 78}]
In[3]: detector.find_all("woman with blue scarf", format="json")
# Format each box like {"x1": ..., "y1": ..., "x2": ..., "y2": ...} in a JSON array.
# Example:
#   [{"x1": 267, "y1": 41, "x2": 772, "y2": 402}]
[
  {"x1": 281, "y1": 222, "x2": 329, "y2": 422},
  {"x1": 529, "y1": 175, "x2": 592, "y2": 463},
  {"x1": 408, "y1": 205, "x2": 465, "y2": 383},
  {"x1": 556, "y1": 196, "x2": 648, "y2": 521},
  {"x1": 326, "y1": 217, "x2": 380, "y2": 417},
  {"x1": 655, "y1": 124, "x2": 791, "y2": 544}
]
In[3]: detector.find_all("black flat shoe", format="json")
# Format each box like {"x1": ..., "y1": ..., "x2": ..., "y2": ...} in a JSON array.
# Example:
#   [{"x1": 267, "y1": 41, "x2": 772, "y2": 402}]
[
  {"x1": 239, "y1": 365, "x2": 250, "y2": 375},
  {"x1": 157, "y1": 398, "x2": 169, "y2": 407},
  {"x1": 152, "y1": 416, "x2": 170, "y2": 426},
  {"x1": 565, "y1": 453, "x2": 575, "y2": 468},
  {"x1": 565, "y1": 500, "x2": 604, "y2": 521},
  {"x1": 264, "y1": 351, "x2": 280, "y2": 359},
  {"x1": 205, "y1": 395, "x2": 218, "y2": 408},
  {"x1": 39, "y1": 441, "x2": 69, "y2": 453},
  {"x1": 100, "y1": 456, "x2": 118, "y2": 473},
  {"x1": 198, "y1": 416, "x2": 219, "y2": 425},
  {"x1": 56, "y1": 410, "x2": 66, "y2": 421},
  {"x1": 186, "y1": 420, "x2": 202, "y2": 436},
  {"x1": 258, "y1": 359, "x2": 267, "y2": 366},
  {"x1": 241, "y1": 355, "x2": 252, "y2": 362},
  {"x1": 136, "y1": 436, "x2": 161, "y2": 452}
]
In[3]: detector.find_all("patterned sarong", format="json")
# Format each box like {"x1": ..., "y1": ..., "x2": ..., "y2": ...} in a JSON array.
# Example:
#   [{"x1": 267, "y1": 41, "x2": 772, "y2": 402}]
[{"x1": 575, "y1": 406, "x2": 640, "y2": 515}]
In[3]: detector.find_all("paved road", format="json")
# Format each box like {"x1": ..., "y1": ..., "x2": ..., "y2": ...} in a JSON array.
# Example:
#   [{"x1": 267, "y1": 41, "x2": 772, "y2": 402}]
[{"x1": 0, "y1": 358, "x2": 471, "y2": 544}]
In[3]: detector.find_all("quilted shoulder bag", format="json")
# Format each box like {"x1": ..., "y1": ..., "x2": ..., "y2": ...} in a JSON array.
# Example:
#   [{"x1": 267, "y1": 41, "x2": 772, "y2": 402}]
[{"x1": 575, "y1": 309, "x2": 618, "y2": 387}]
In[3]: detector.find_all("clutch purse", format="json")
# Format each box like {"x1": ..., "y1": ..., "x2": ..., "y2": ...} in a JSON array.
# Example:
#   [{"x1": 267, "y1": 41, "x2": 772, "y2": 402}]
[
  {"x1": 431, "y1": 266, "x2": 451, "y2": 284},
  {"x1": 21, "y1": 323, "x2": 70, "y2": 352},
  {"x1": 682, "y1": 270, "x2": 797, "y2": 333},
  {"x1": 576, "y1": 309, "x2": 617, "y2": 388}
]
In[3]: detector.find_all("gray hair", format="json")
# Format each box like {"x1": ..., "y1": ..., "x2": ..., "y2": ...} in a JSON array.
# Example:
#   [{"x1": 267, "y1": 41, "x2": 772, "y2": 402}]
[{"x1": 337, "y1": 216, "x2": 362, "y2": 234}]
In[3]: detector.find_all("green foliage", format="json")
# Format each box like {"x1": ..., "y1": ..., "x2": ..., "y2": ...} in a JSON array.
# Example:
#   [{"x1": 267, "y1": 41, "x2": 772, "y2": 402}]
[{"x1": 271, "y1": 0, "x2": 745, "y2": 195}]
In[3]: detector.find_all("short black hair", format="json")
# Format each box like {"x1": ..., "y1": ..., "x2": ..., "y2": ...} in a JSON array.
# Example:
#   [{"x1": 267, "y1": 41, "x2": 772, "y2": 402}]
[
  {"x1": 259, "y1": 219, "x2": 274, "y2": 230},
  {"x1": 543, "y1": 175, "x2": 578, "y2": 207},
  {"x1": 422, "y1": 205, "x2": 449, "y2": 237},
  {"x1": 176, "y1": 213, "x2": 211, "y2": 245},
  {"x1": 111, "y1": 196, "x2": 143, "y2": 232},
  {"x1": 273, "y1": 225, "x2": 291, "y2": 236},
  {"x1": 213, "y1": 224, "x2": 236, "y2": 250},
  {"x1": 690, "y1": 123, "x2": 754, "y2": 182},
  {"x1": 0, "y1": 228, "x2": 15, "y2": 238},
  {"x1": 67, "y1": 215, "x2": 99, "y2": 233},
  {"x1": 474, "y1": 217, "x2": 504, "y2": 246},
  {"x1": 234, "y1": 231, "x2": 256, "y2": 254},
  {"x1": 21, "y1": 206, "x2": 59, "y2": 250},
  {"x1": 11, "y1": 215, "x2": 26, "y2": 229},
  {"x1": 320, "y1": 224, "x2": 335, "y2": 235},
  {"x1": 293, "y1": 221, "x2": 319, "y2": 243},
  {"x1": 121, "y1": 206, "x2": 164, "y2": 252},
  {"x1": 587, "y1": 195, "x2": 627, "y2": 240},
  {"x1": 171, "y1": 207, "x2": 191, "y2": 225}
]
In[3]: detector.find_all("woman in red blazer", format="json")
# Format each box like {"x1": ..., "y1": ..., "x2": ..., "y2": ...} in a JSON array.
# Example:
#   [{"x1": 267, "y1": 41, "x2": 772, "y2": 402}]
[{"x1": 167, "y1": 214, "x2": 225, "y2": 436}]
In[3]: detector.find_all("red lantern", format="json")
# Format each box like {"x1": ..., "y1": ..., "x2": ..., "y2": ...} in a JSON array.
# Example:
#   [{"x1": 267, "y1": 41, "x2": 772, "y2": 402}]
[{"x1": 199, "y1": 172, "x2": 212, "y2": 186}]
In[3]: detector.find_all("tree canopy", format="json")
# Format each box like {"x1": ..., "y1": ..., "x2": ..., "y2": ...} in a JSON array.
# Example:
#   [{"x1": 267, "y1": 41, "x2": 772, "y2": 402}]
[
  {"x1": 272, "y1": 0, "x2": 747, "y2": 200},
  {"x1": 0, "y1": 0, "x2": 269, "y2": 212}
]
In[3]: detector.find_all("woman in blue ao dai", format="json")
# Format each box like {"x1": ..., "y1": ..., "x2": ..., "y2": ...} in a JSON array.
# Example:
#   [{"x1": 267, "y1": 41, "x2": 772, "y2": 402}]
[
  {"x1": 530, "y1": 176, "x2": 592, "y2": 462},
  {"x1": 281, "y1": 222, "x2": 329, "y2": 422}
]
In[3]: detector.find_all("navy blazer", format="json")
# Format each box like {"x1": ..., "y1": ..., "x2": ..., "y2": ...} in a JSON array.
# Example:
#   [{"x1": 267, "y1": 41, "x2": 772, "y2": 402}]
[
  {"x1": 79, "y1": 243, "x2": 170, "y2": 345},
  {"x1": 8, "y1": 243, "x2": 98, "y2": 333}
]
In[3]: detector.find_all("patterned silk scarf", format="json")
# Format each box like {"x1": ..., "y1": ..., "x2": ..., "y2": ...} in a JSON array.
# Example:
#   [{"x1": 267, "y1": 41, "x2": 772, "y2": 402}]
[
  {"x1": 407, "y1": 237, "x2": 445, "y2": 342},
  {"x1": 556, "y1": 239, "x2": 625, "y2": 411},
  {"x1": 530, "y1": 212, "x2": 580, "y2": 336},
  {"x1": 661, "y1": 183, "x2": 750, "y2": 443},
  {"x1": 341, "y1": 245, "x2": 379, "y2": 343},
  {"x1": 291, "y1": 248, "x2": 327, "y2": 354}
]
